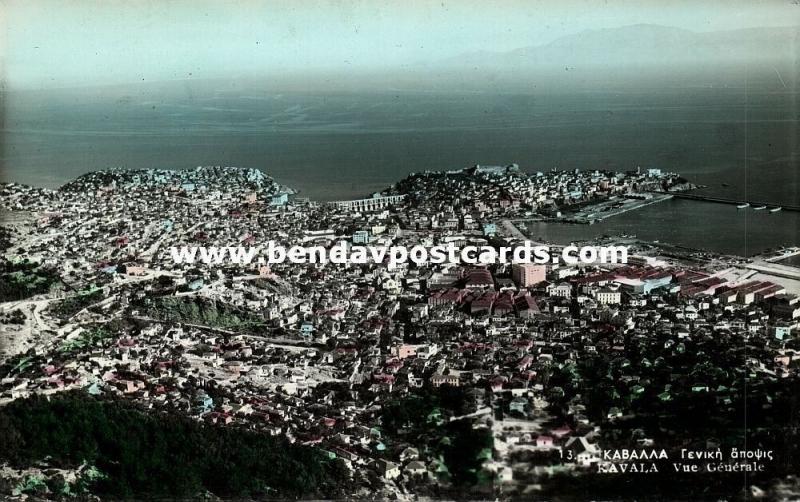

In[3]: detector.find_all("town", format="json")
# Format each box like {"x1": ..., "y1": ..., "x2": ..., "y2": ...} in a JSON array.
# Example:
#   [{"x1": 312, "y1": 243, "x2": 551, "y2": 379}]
[{"x1": 1, "y1": 164, "x2": 798, "y2": 500}]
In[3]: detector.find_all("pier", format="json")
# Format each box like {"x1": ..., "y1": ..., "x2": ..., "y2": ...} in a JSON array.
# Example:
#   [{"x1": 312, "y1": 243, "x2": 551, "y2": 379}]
[{"x1": 672, "y1": 193, "x2": 798, "y2": 212}]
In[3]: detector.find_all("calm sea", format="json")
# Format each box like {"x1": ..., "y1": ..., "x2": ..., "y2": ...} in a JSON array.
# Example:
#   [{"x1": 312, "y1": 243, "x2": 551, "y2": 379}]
[
  {"x1": 2, "y1": 82, "x2": 798, "y2": 256},
  {"x1": 525, "y1": 198, "x2": 800, "y2": 257}
]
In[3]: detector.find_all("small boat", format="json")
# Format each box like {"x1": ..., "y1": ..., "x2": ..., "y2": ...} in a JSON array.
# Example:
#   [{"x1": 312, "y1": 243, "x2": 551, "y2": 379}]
[
  {"x1": 737, "y1": 203, "x2": 750, "y2": 209},
  {"x1": 753, "y1": 205, "x2": 767, "y2": 211},
  {"x1": 770, "y1": 207, "x2": 782, "y2": 213},
  {"x1": 722, "y1": 183, "x2": 730, "y2": 187}
]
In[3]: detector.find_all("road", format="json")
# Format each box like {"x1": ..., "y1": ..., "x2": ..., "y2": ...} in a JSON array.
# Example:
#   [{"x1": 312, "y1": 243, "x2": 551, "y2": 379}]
[
  {"x1": 130, "y1": 315, "x2": 319, "y2": 352},
  {"x1": 500, "y1": 219, "x2": 530, "y2": 241},
  {"x1": 745, "y1": 261, "x2": 800, "y2": 281},
  {"x1": 0, "y1": 297, "x2": 62, "y2": 359}
]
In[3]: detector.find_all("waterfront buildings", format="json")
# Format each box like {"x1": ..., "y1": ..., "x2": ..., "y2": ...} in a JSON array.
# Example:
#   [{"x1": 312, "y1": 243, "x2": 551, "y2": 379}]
[{"x1": 1, "y1": 164, "x2": 798, "y2": 500}]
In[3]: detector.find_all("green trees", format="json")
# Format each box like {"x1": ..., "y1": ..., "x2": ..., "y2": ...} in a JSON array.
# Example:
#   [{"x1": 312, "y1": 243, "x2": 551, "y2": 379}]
[
  {"x1": 0, "y1": 259, "x2": 62, "y2": 302},
  {"x1": 380, "y1": 387, "x2": 491, "y2": 488},
  {"x1": 137, "y1": 296, "x2": 263, "y2": 330},
  {"x1": 52, "y1": 290, "x2": 104, "y2": 317},
  {"x1": 0, "y1": 392, "x2": 347, "y2": 499}
]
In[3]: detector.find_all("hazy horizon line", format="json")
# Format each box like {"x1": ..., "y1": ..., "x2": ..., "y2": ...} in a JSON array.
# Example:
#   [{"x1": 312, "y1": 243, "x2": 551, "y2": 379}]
[{"x1": 5, "y1": 21, "x2": 800, "y2": 92}]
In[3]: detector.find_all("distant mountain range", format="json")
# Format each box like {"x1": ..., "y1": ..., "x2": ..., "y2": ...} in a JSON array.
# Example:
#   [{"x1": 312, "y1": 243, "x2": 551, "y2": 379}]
[
  {"x1": 11, "y1": 24, "x2": 797, "y2": 94},
  {"x1": 441, "y1": 24, "x2": 799, "y2": 69}
]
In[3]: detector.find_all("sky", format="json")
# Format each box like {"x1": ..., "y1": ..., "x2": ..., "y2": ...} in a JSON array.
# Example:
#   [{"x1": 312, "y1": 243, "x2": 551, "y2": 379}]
[{"x1": 2, "y1": 0, "x2": 799, "y2": 89}]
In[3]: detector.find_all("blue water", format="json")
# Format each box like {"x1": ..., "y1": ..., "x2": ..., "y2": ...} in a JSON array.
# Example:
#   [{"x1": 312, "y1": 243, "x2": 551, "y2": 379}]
[
  {"x1": 526, "y1": 198, "x2": 799, "y2": 257},
  {"x1": 2, "y1": 80, "x2": 798, "y2": 256}
]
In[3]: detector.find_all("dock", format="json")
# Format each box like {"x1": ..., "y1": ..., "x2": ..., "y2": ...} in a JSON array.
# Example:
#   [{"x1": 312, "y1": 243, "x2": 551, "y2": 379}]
[{"x1": 672, "y1": 193, "x2": 799, "y2": 212}]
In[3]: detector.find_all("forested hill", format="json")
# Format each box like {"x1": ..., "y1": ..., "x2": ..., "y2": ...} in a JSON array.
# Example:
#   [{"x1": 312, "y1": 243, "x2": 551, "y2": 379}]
[{"x1": 0, "y1": 391, "x2": 349, "y2": 499}]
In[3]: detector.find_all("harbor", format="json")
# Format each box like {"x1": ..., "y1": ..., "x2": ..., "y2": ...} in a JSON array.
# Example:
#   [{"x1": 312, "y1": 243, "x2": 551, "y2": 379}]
[
  {"x1": 552, "y1": 193, "x2": 675, "y2": 224},
  {"x1": 673, "y1": 193, "x2": 794, "y2": 212},
  {"x1": 521, "y1": 196, "x2": 800, "y2": 258}
]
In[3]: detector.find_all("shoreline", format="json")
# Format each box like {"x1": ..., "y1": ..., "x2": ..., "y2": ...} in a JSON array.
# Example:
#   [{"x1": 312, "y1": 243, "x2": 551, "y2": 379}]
[{"x1": 561, "y1": 193, "x2": 675, "y2": 224}]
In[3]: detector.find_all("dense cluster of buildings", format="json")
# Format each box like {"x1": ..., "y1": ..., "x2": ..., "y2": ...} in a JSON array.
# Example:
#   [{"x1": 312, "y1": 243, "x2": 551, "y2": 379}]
[
  {"x1": 386, "y1": 164, "x2": 688, "y2": 229},
  {"x1": 1, "y1": 165, "x2": 798, "y2": 498}
]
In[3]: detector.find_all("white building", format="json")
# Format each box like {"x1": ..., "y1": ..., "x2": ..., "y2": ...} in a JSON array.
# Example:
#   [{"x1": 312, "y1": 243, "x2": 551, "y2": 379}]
[{"x1": 596, "y1": 288, "x2": 622, "y2": 305}]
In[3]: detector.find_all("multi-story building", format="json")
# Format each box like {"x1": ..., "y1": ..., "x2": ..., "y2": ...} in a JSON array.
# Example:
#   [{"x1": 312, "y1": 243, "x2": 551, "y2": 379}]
[
  {"x1": 596, "y1": 288, "x2": 622, "y2": 305},
  {"x1": 512, "y1": 264, "x2": 546, "y2": 287},
  {"x1": 352, "y1": 230, "x2": 371, "y2": 244},
  {"x1": 547, "y1": 282, "x2": 573, "y2": 298}
]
